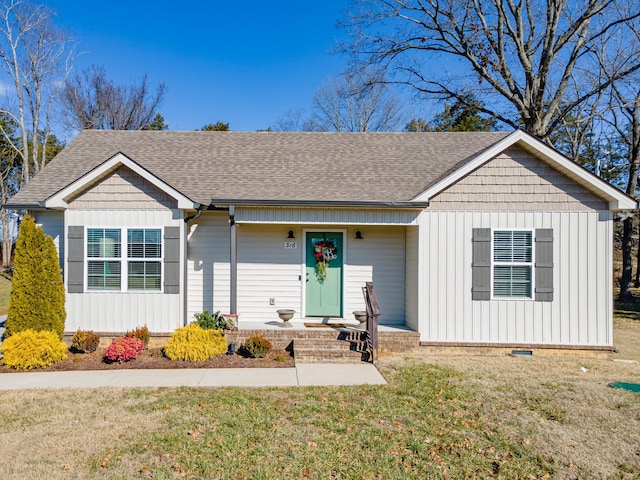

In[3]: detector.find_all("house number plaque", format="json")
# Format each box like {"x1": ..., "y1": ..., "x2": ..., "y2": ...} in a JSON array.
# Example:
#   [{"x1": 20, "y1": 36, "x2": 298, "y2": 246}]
[{"x1": 284, "y1": 241, "x2": 298, "y2": 249}]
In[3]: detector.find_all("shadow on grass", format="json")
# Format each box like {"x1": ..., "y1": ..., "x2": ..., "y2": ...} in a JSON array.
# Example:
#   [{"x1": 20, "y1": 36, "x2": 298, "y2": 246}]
[{"x1": 614, "y1": 289, "x2": 640, "y2": 320}]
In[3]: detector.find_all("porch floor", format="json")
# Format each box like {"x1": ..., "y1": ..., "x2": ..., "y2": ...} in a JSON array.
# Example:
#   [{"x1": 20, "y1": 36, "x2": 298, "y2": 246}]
[{"x1": 236, "y1": 318, "x2": 415, "y2": 333}]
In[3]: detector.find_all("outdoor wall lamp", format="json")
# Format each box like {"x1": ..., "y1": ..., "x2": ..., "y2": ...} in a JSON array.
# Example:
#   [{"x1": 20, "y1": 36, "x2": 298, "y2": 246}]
[
  {"x1": 355, "y1": 230, "x2": 364, "y2": 240},
  {"x1": 287, "y1": 230, "x2": 295, "y2": 239}
]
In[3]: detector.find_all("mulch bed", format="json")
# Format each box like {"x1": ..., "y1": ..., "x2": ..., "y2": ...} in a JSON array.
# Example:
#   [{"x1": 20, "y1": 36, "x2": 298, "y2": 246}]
[{"x1": 0, "y1": 346, "x2": 295, "y2": 373}]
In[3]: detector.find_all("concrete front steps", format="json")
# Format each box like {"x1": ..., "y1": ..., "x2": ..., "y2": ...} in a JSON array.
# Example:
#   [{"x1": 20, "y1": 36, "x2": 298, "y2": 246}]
[{"x1": 227, "y1": 327, "x2": 421, "y2": 364}]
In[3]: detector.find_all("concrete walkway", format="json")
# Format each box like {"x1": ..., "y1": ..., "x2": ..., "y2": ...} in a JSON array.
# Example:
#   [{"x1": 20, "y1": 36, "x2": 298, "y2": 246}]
[{"x1": 0, "y1": 363, "x2": 387, "y2": 390}]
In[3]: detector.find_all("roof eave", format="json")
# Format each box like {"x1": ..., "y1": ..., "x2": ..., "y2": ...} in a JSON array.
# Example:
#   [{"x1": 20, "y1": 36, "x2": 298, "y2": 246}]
[{"x1": 208, "y1": 199, "x2": 430, "y2": 209}]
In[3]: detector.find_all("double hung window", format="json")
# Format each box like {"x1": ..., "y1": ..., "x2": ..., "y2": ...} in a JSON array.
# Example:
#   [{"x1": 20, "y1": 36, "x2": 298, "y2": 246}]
[
  {"x1": 87, "y1": 228, "x2": 162, "y2": 291},
  {"x1": 492, "y1": 230, "x2": 533, "y2": 298},
  {"x1": 127, "y1": 229, "x2": 162, "y2": 290}
]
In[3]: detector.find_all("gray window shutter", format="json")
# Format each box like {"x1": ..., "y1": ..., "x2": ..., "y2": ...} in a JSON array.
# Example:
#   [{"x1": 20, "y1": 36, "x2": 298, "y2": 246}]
[
  {"x1": 164, "y1": 226, "x2": 180, "y2": 294},
  {"x1": 472, "y1": 228, "x2": 491, "y2": 300},
  {"x1": 535, "y1": 228, "x2": 554, "y2": 302},
  {"x1": 67, "y1": 226, "x2": 84, "y2": 293}
]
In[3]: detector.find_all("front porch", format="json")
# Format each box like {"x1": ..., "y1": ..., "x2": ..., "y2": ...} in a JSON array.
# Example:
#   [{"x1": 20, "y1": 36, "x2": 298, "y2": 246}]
[{"x1": 227, "y1": 320, "x2": 420, "y2": 363}]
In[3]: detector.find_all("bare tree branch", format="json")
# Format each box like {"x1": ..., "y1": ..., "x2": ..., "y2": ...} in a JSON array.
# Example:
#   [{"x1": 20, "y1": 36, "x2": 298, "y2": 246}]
[
  {"x1": 61, "y1": 65, "x2": 166, "y2": 131},
  {"x1": 341, "y1": 0, "x2": 640, "y2": 140},
  {"x1": 0, "y1": 0, "x2": 75, "y2": 184},
  {"x1": 309, "y1": 70, "x2": 404, "y2": 132}
]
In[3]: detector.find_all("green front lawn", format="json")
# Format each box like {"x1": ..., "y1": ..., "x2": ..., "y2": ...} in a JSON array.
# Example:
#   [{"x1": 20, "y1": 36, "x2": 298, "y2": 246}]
[{"x1": 86, "y1": 363, "x2": 549, "y2": 479}]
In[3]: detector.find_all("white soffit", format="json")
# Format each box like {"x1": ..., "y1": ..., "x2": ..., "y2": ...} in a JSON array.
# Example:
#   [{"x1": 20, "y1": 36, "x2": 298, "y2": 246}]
[{"x1": 45, "y1": 152, "x2": 196, "y2": 209}]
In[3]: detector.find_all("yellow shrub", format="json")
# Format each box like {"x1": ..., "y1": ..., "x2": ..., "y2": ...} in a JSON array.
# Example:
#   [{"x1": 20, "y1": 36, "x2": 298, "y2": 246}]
[
  {"x1": 1, "y1": 329, "x2": 68, "y2": 370},
  {"x1": 164, "y1": 323, "x2": 227, "y2": 361}
]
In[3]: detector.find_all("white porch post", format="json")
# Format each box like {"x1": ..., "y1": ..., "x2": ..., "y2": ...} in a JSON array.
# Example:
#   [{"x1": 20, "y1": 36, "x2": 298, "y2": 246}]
[{"x1": 229, "y1": 205, "x2": 237, "y2": 315}]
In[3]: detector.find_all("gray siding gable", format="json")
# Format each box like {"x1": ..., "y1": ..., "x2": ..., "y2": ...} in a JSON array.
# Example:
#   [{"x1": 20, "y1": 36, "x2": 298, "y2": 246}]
[{"x1": 430, "y1": 146, "x2": 608, "y2": 211}]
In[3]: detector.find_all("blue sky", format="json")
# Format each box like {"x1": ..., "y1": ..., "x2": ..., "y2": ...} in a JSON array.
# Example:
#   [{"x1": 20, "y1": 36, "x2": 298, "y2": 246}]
[{"x1": 45, "y1": 0, "x2": 350, "y2": 132}]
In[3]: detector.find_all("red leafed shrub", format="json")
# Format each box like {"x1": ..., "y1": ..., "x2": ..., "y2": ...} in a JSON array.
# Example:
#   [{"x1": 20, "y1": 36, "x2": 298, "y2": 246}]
[{"x1": 104, "y1": 337, "x2": 145, "y2": 364}]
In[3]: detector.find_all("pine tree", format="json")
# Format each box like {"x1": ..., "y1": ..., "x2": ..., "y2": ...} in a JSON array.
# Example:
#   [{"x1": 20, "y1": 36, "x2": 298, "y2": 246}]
[{"x1": 5, "y1": 214, "x2": 66, "y2": 338}]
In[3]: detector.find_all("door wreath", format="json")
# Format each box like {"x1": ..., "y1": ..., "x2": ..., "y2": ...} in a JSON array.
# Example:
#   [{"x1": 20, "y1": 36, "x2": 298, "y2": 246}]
[{"x1": 313, "y1": 239, "x2": 338, "y2": 281}]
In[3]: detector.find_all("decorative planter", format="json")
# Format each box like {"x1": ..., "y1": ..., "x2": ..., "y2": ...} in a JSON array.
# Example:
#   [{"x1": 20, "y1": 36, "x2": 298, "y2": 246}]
[
  {"x1": 277, "y1": 309, "x2": 295, "y2": 327},
  {"x1": 353, "y1": 311, "x2": 367, "y2": 323},
  {"x1": 222, "y1": 313, "x2": 238, "y2": 329}
]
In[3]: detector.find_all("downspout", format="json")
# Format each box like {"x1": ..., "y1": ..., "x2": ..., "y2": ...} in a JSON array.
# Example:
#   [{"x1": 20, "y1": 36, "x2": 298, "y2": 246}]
[
  {"x1": 229, "y1": 204, "x2": 237, "y2": 315},
  {"x1": 184, "y1": 204, "x2": 204, "y2": 223},
  {"x1": 183, "y1": 204, "x2": 204, "y2": 326}
]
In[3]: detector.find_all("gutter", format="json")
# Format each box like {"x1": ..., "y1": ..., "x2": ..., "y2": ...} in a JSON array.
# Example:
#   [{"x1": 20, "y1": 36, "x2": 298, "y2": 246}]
[
  {"x1": 208, "y1": 199, "x2": 430, "y2": 209},
  {"x1": 1, "y1": 202, "x2": 43, "y2": 210}
]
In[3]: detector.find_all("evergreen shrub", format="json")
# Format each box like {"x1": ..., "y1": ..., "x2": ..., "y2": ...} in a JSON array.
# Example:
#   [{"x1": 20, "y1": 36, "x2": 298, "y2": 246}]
[
  {"x1": 126, "y1": 325, "x2": 150, "y2": 348},
  {"x1": 164, "y1": 323, "x2": 227, "y2": 361},
  {"x1": 243, "y1": 332, "x2": 272, "y2": 358},
  {"x1": 1, "y1": 329, "x2": 68, "y2": 370},
  {"x1": 71, "y1": 330, "x2": 101, "y2": 353},
  {"x1": 5, "y1": 215, "x2": 65, "y2": 338}
]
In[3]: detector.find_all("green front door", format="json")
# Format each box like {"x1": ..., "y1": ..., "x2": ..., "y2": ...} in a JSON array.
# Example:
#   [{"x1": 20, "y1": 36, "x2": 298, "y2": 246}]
[{"x1": 305, "y1": 232, "x2": 343, "y2": 317}]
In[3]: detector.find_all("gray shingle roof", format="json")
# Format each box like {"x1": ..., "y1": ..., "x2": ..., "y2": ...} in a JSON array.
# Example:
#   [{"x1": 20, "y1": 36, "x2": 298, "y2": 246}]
[{"x1": 9, "y1": 130, "x2": 510, "y2": 207}]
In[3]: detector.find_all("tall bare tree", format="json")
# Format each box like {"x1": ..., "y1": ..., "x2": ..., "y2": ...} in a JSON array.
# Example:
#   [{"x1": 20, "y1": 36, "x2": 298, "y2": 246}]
[
  {"x1": 0, "y1": 113, "x2": 17, "y2": 267},
  {"x1": 0, "y1": 0, "x2": 74, "y2": 185},
  {"x1": 308, "y1": 71, "x2": 404, "y2": 132},
  {"x1": 342, "y1": 0, "x2": 640, "y2": 141},
  {"x1": 272, "y1": 108, "x2": 306, "y2": 132},
  {"x1": 607, "y1": 80, "x2": 640, "y2": 298},
  {"x1": 61, "y1": 65, "x2": 165, "y2": 131}
]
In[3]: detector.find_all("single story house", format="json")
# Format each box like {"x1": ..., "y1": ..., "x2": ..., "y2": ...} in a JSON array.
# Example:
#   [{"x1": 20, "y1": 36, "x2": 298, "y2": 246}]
[{"x1": 7, "y1": 129, "x2": 636, "y2": 350}]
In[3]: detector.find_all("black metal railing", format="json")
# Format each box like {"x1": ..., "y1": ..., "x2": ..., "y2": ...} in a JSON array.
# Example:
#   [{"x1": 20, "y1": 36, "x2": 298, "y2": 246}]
[{"x1": 362, "y1": 281, "x2": 380, "y2": 363}]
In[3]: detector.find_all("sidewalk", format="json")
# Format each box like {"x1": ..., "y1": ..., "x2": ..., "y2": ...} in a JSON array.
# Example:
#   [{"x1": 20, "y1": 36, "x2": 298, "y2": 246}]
[{"x1": 0, "y1": 363, "x2": 387, "y2": 390}]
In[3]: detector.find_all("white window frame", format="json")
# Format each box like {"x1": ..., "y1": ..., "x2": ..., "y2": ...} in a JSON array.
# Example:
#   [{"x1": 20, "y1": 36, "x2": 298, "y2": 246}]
[
  {"x1": 85, "y1": 227, "x2": 163, "y2": 292},
  {"x1": 491, "y1": 229, "x2": 534, "y2": 300}
]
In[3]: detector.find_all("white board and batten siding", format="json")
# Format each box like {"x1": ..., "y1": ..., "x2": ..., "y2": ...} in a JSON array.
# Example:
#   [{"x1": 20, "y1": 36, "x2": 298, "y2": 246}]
[
  {"x1": 34, "y1": 210, "x2": 65, "y2": 269},
  {"x1": 418, "y1": 211, "x2": 612, "y2": 346},
  {"x1": 186, "y1": 212, "x2": 408, "y2": 324},
  {"x1": 186, "y1": 211, "x2": 231, "y2": 320},
  {"x1": 419, "y1": 145, "x2": 614, "y2": 347},
  {"x1": 56, "y1": 166, "x2": 186, "y2": 334},
  {"x1": 63, "y1": 209, "x2": 184, "y2": 334}
]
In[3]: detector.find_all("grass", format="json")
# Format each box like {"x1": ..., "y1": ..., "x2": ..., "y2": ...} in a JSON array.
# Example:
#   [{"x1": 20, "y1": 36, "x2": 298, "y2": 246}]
[
  {"x1": 0, "y1": 330, "x2": 639, "y2": 480},
  {"x1": 0, "y1": 272, "x2": 10, "y2": 315},
  {"x1": 0, "y1": 282, "x2": 639, "y2": 478},
  {"x1": 0, "y1": 354, "x2": 637, "y2": 479},
  {"x1": 0, "y1": 363, "x2": 552, "y2": 479}
]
